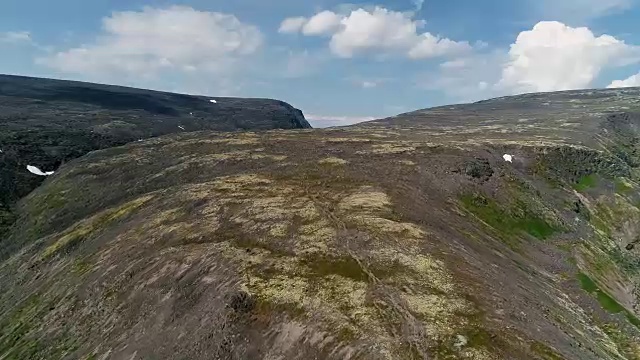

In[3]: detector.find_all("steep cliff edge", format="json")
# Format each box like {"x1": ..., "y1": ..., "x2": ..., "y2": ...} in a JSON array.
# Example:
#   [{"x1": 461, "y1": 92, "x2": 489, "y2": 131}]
[{"x1": 0, "y1": 74, "x2": 310, "y2": 237}]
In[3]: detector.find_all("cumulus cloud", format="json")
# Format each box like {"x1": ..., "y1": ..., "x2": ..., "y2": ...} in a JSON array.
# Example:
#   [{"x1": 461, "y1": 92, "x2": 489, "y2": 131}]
[
  {"x1": 608, "y1": 72, "x2": 640, "y2": 88},
  {"x1": 301, "y1": 10, "x2": 343, "y2": 35},
  {"x1": 278, "y1": 17, "x2": 307, "y2": 33},
  {"x1": 496, "y1": 21, "x2": 639, "y2": 93},
  {"x1": 427, "y1": 21, "x2": 640, "y2": 102},
  {"x1": 279, "y1": 7, "x2": 471, "y2": 59},
  {"x1": 39, "y1": 6, "x2": 263, "y2": 78}
]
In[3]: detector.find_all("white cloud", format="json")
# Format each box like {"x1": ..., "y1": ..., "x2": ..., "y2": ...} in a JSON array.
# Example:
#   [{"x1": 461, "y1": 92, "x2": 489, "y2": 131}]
[
  {"x1": 39, "y1": 6, "x2": 263, "y2": 78},
  {"x1": 280, "y1": 7, "x2": 471, "y2": 59},
  {"x1": 408, "y1": 34, "x2": 473, "y2": 59},
  {"x1": 425, "y1": 21, "x2": 640, "y2": 103},
  {"x1": 496, "y1": 21, "x2": 639, "y2": 93},
  {"x1": 278, "y1": 17, "x2": 307, "y2": 33},
  {"x1": 361, "y1": 81, "x2": 377, "y2": 88},
  {"x1": 440, "y1": 58, "x2": 469, "y2": 69},
  {"x1": 608, "y1": 72, "x2": 640, "y2": 88},
  {"x1": 302, "y1": 10, "x2": 343, "y2": 35},
  {"x1": 0, "y1": 31, "x2": 32, "y2": 43}
]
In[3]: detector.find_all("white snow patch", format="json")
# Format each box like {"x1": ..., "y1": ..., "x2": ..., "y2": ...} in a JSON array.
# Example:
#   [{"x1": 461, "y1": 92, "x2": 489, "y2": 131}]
[
  {"x1": 209, "y1": 99, "x2": 217, "y2": 103},
  {"x1": 27, "y1": 165, "x2": 54, "y2": 176},
  {"x1": 503, "y1": 154, "x2": 514, "y2": 163}
]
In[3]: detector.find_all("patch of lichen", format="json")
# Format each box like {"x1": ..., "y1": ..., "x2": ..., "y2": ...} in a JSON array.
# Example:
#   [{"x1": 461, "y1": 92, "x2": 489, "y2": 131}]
[
  {"x1": 318, "y1": 157, "x2": 348, "y2": 166},
  {"x1": 601, "y1": 323, "x2": 640, "y2": 360},
  {"x1": 529, "y1": 342, "x2": 565, "y2": 360},
  {"x1": 426, "y1": 319, "x2": 500, "y2": 360},
  {"x1": 40, "y1": 194, "x2": 153, "y2": 260},
  {"x1": 614, "y1": 177, "x2": 635, "y2": 195},
  {"x1": 183, "y1": 174, "x2": 488, "y2": 357},
  {"x1": 299, "y1": 255, "x2": 370, "y2": 282},
  {"x1": 70, "y1": 259, "x2": 93, "y2": 275}
]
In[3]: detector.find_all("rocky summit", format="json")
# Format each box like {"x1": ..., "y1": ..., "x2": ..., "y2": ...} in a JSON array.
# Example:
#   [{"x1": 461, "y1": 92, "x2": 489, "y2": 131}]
[
  {"x1": 1, "y1": 85, "x2": 640, "y2": 359},
  {"x1": 0, "y1": 75, "x2": 310, "y2": 239}
]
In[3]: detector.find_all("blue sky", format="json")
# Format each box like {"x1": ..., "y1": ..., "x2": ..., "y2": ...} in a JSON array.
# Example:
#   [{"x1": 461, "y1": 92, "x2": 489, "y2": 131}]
[{"x1": 2, "y1": 0, "x2": 640, "y2": 127}]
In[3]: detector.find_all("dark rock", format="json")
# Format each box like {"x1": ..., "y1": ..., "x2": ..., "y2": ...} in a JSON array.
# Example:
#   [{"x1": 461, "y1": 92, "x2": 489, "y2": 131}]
[
  {"x1": 572, "y1": 200, "x2": 590, "y2": 220},
  {"x1": 463, "y1": 158, "x2": 494, "y2": 180},
  {"x1": 227, "y1": 291, "x2": 256, "y2": 313}
]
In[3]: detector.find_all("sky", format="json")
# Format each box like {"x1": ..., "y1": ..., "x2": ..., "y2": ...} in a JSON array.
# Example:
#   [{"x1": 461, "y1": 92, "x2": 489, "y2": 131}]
[{"x1": 2, "y1": 0, "x2": 640, "y2": 127}]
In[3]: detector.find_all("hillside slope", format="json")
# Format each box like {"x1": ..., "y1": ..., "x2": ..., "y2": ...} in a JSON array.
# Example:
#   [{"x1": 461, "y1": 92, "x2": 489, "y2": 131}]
[
  {"x1": 1, "y1": 88, "x2": 640, "y2": 359},
  {"x1": 0, "y1": 74, "x2": 310, "y2": 236}
]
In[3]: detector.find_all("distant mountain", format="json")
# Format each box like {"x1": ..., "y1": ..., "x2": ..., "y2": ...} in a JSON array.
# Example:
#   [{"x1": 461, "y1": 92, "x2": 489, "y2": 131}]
[{"x1": 0, "y1": 74, "x2": 310, "y2": 236}]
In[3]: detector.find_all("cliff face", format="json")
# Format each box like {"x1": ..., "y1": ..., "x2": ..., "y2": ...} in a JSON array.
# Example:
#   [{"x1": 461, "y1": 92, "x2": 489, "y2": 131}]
[
  {"x1": 0, "y1": 74, "x2": 310, "y2": 236},
  {"x1": 1, "y1": 87, "x2": 640, "y2": 359}
]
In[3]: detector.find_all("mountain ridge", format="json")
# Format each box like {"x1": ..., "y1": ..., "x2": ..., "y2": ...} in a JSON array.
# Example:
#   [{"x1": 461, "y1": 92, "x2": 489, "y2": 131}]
[
  {"x1": 1, "y1": 83, "x2": 640, "y2": 359},
  {"x1": 0, "y1": 74, "x2": 311, "y2": 238}
]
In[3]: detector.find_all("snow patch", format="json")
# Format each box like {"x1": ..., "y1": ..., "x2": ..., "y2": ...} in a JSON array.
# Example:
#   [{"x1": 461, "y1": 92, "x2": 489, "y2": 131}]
[
  {"x1": 27, "y1": 165, "x2": 54, "y2": 176},
  {"x1": 503, "y1": 154, "x2": 514, "y2": 163}
]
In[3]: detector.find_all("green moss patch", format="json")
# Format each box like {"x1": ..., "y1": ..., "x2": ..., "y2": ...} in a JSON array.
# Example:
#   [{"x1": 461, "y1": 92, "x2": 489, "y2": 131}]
[
  {"x1": 459, "y1": 193, "x2": 558, "y2": 246},
  {"x1": 577, "y1": 273, "x2": 599, "y2": 292},
  {"x1": 573, "y1": 174, "x2": 598, "y2": 192},
  {"x1": 577, "y1": 273, "x2": 640, "y2": 328}
]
